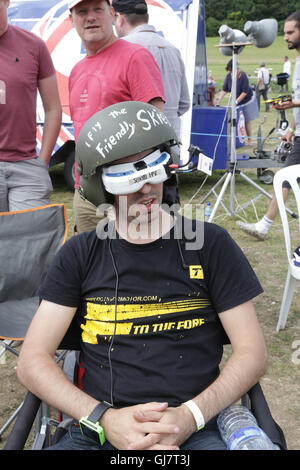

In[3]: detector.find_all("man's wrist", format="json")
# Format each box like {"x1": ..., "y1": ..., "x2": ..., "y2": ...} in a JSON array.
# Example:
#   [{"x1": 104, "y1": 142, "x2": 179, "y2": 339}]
[
  {"x1": 99, "y1": 405, "x2": 114, "y2": 427},
  {"x1": 38, "y1": 154, "x2": 50, "y2": 166},
  {"x1": 79, "y1": 401, "x2": 113, "y2": 446}
]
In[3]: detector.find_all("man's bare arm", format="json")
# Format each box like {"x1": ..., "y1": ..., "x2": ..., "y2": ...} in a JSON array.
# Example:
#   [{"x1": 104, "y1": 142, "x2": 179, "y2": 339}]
[
  {"x1": 17, "y1": 300, "x2": 99, "y2": 420},
  {"x1": 38, "y1": 75, "x2": 62, "y2": 166},
  {"x1": 148, "y1": 97, "x2": 164, "y2": 112},
  {"x1": 193, "y1": 300, "x2": 268, "y2": 423}
]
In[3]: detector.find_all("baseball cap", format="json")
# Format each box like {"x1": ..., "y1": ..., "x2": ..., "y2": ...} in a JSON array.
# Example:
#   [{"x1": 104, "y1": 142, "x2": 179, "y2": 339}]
[
  {"x1": 112, "y1": 0, "x2": 148, "y2": 14},
  {"x1": 68, "y1": 0, "x2": 110, "y2": 10}
]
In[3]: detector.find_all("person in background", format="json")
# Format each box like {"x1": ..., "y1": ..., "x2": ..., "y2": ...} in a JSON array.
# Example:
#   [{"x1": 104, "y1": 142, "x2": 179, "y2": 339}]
[
  {"x1": 257, "y1": 61, "x2": 270, "y2": 112},
  {"x1": 0, "y1": 0, "x2": 62, "y2": 212},
  {"x1": 207, "y1": 71, "x2": 217, "y2": 106},
  {"x1": 283, "y1": 55, "x2": 292, "y2": 77},
  {"x1": 215, "y1": 59, "x2": 258, "y2": 145},
  {"x1": 283, "y1": 55, "x2": 292, "y2": 91},
  {"x1": 112, "y1": 0, "x2": 190, "y2": 141},
  {"x1": 68, "y1": 0, "x2": 165, "y2": 233},
  {"x1": 237, "y1": 11, "x2": 300, "y2": 241},
  {"x1": 112, "y1": 0, "x2": 190, "y2": 205}
]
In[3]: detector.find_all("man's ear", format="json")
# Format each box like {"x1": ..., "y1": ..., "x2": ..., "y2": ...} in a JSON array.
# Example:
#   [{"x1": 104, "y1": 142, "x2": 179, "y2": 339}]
[
  {"x1": 116, "y1": 12, "x2": 126, "y2": 29},
  {"x1": 111, "y1": 7, "x2": 117, "y2": 24}
]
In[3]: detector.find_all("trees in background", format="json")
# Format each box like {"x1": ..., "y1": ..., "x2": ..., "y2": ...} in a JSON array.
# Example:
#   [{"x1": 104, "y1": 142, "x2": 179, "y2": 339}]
[{"x1": 204, "y1": 0, "x2": 300, "y2": 36}]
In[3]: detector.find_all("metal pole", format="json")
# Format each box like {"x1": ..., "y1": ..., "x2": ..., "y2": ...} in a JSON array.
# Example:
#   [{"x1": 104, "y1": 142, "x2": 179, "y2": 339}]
[{"x1": 230, "y1": 48, "x2": 238, "y2": 213}]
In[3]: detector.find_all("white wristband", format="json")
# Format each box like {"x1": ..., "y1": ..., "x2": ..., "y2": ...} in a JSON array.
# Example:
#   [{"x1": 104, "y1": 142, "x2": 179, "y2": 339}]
[{"x1": 183, "y1": 400, "x2": 205, "y2": 431}]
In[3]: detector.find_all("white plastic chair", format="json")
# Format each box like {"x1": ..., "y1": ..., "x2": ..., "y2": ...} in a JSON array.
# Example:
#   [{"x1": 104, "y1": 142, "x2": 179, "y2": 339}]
[{"x1": 273, "y1": 164, "x2": 300, "y2": 332}]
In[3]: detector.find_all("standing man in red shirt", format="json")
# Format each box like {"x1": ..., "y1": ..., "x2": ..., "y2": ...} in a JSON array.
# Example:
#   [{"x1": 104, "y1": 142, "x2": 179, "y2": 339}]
[
  {"x1": 68, "y1": 0, "x2": 165, "y2": 233},
  {"x1": 0, "y1": 0, "x2": 62, "y2": 212}
]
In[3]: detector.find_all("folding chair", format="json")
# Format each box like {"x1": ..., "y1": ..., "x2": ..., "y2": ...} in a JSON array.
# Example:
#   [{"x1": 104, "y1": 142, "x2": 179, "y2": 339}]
[
  {"x1": 273, "y1": 164, "x2": 300, "y2": 332},
  {"x1": 0, "y1": 204, "x2": 68, "y2": 442}
]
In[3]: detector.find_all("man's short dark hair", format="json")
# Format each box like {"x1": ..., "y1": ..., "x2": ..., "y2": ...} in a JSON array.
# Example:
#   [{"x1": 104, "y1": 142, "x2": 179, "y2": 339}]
[
  {"x1": 112, "y1": 0, "x2": 148, "y2": 15},
  {"x1": 112, "y1": 0, "x2": 148, "y2": 26},
  {"x1": 121, "y1": 12, "x2": 149, "y2": 26},
  {"x1": 286, "y1": 10, "x2": 300, "y2": 31}
]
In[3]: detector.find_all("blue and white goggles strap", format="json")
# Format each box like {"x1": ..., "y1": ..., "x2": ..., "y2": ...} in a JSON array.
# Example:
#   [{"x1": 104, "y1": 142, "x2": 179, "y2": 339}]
[{"x1": 102, "y1": 149, "x2": 171, "y2": 195}]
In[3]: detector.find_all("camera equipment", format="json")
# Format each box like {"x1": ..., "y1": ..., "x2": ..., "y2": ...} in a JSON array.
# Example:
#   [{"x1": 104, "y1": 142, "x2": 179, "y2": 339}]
[
  {"x1": 203, "y1": 19, "x2": 279, "y2": 221},
  {"x1": 273, "y1": 140, "x2": 292, "y2": 163},
  {"x1": 255, "y1": 140, "x2": 291, "y2": 184},
  {"x1": 218, "y1": 25, "x2": 248, "y2": 56},
  {"x1": 244, "y1": 19, "x2": 278, "y2": 48}
]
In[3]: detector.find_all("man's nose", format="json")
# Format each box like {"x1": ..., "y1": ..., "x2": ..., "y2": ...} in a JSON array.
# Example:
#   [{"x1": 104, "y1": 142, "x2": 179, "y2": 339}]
[
  {"x1": 86, "y1": 9, "x2": 97, "y2": 21},
  {"x1": 139, "y1": 183, "x2": 153, "y2": 194}
]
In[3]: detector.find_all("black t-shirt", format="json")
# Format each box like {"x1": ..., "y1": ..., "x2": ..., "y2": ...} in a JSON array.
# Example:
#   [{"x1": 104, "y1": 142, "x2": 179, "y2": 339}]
[{"x1": 39, "y1": 219, "x2": 263, "y2": 407}]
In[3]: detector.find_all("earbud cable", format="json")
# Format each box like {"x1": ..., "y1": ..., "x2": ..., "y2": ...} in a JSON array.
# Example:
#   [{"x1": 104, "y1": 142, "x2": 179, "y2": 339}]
[{"x1": 108, "y1": 237, "x2": 119, "y2": 407}]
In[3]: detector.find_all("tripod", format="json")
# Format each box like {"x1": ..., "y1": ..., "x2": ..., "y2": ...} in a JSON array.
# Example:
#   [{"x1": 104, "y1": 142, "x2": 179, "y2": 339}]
[{"x1": 200, "y1": 45, "x2": 277, "y2": 222}]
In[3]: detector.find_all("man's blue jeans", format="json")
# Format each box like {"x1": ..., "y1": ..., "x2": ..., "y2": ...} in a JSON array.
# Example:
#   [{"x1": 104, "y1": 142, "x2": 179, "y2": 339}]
[{"x1": 46, "y1": 417, "x2": 226, "y2": 451}]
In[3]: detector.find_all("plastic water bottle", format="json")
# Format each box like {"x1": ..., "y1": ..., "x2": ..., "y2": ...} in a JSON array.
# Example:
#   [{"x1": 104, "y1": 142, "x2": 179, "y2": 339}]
[
  {"x1": 292, "y1": 246, "x2": 300, "y2": 266},
  {"x1": 204, "y1": 202, "x2": 212, "y2": 221},
  {"x1": 217, "y1": 405, "x2": 280, "y2": 450}
]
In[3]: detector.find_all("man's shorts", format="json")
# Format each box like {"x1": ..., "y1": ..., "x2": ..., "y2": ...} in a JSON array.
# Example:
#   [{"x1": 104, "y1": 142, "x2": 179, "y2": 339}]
[
  {"x1": 73, "y1": 188, "x2": 104, "y2": 234},
  {"x1": 0, "y1": 157, "x2": 53, "y2": 212}
]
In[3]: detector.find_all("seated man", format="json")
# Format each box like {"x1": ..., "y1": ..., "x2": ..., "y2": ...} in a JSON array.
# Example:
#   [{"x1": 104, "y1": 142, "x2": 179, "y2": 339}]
[{"x1": 17, "y1": 102, "x2": 267, "y2": 451}]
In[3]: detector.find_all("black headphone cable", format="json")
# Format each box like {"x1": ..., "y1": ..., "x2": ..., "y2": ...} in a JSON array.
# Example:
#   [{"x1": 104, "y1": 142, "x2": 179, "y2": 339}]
[{"x1": 108, "y1": 237, "x2": 119, "y2": 407}]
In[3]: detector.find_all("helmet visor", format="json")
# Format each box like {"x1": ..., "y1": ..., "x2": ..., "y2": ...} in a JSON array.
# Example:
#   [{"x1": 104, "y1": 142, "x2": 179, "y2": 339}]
[{"x1": 102, "y1": 149, "x2": 171, "y2": 195}]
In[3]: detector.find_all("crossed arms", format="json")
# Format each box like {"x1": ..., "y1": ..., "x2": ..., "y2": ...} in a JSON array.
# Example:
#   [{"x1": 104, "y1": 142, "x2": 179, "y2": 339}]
[{"x1": 17, "y1": 298, "x2": 267, "y2": 450}]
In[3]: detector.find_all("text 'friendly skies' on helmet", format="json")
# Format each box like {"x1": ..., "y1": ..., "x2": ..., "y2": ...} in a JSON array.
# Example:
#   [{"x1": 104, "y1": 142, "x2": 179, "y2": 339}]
[{"x1": 75, "y1": 101, "x2": 180, "y2": 207}]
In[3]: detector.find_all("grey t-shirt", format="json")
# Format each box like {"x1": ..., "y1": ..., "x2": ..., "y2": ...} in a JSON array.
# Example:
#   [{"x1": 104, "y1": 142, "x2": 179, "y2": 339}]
[
  {"x1": 124, "y1": 24, "x2": 190, "y2": 138},
  {"x1": 292, "y1": 57, "x2": 300, "y2": 135}
]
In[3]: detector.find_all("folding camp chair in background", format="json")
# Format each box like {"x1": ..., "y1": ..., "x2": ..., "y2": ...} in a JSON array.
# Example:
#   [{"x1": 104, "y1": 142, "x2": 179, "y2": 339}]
[{"x1": 0, "y1": 204, "x2": 68, "y2": 443}]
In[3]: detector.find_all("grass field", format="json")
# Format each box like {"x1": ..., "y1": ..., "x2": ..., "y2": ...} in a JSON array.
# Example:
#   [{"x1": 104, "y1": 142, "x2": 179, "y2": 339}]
[{"x1": 0, "y1": 36, "x2": 300, "y2": 450}]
